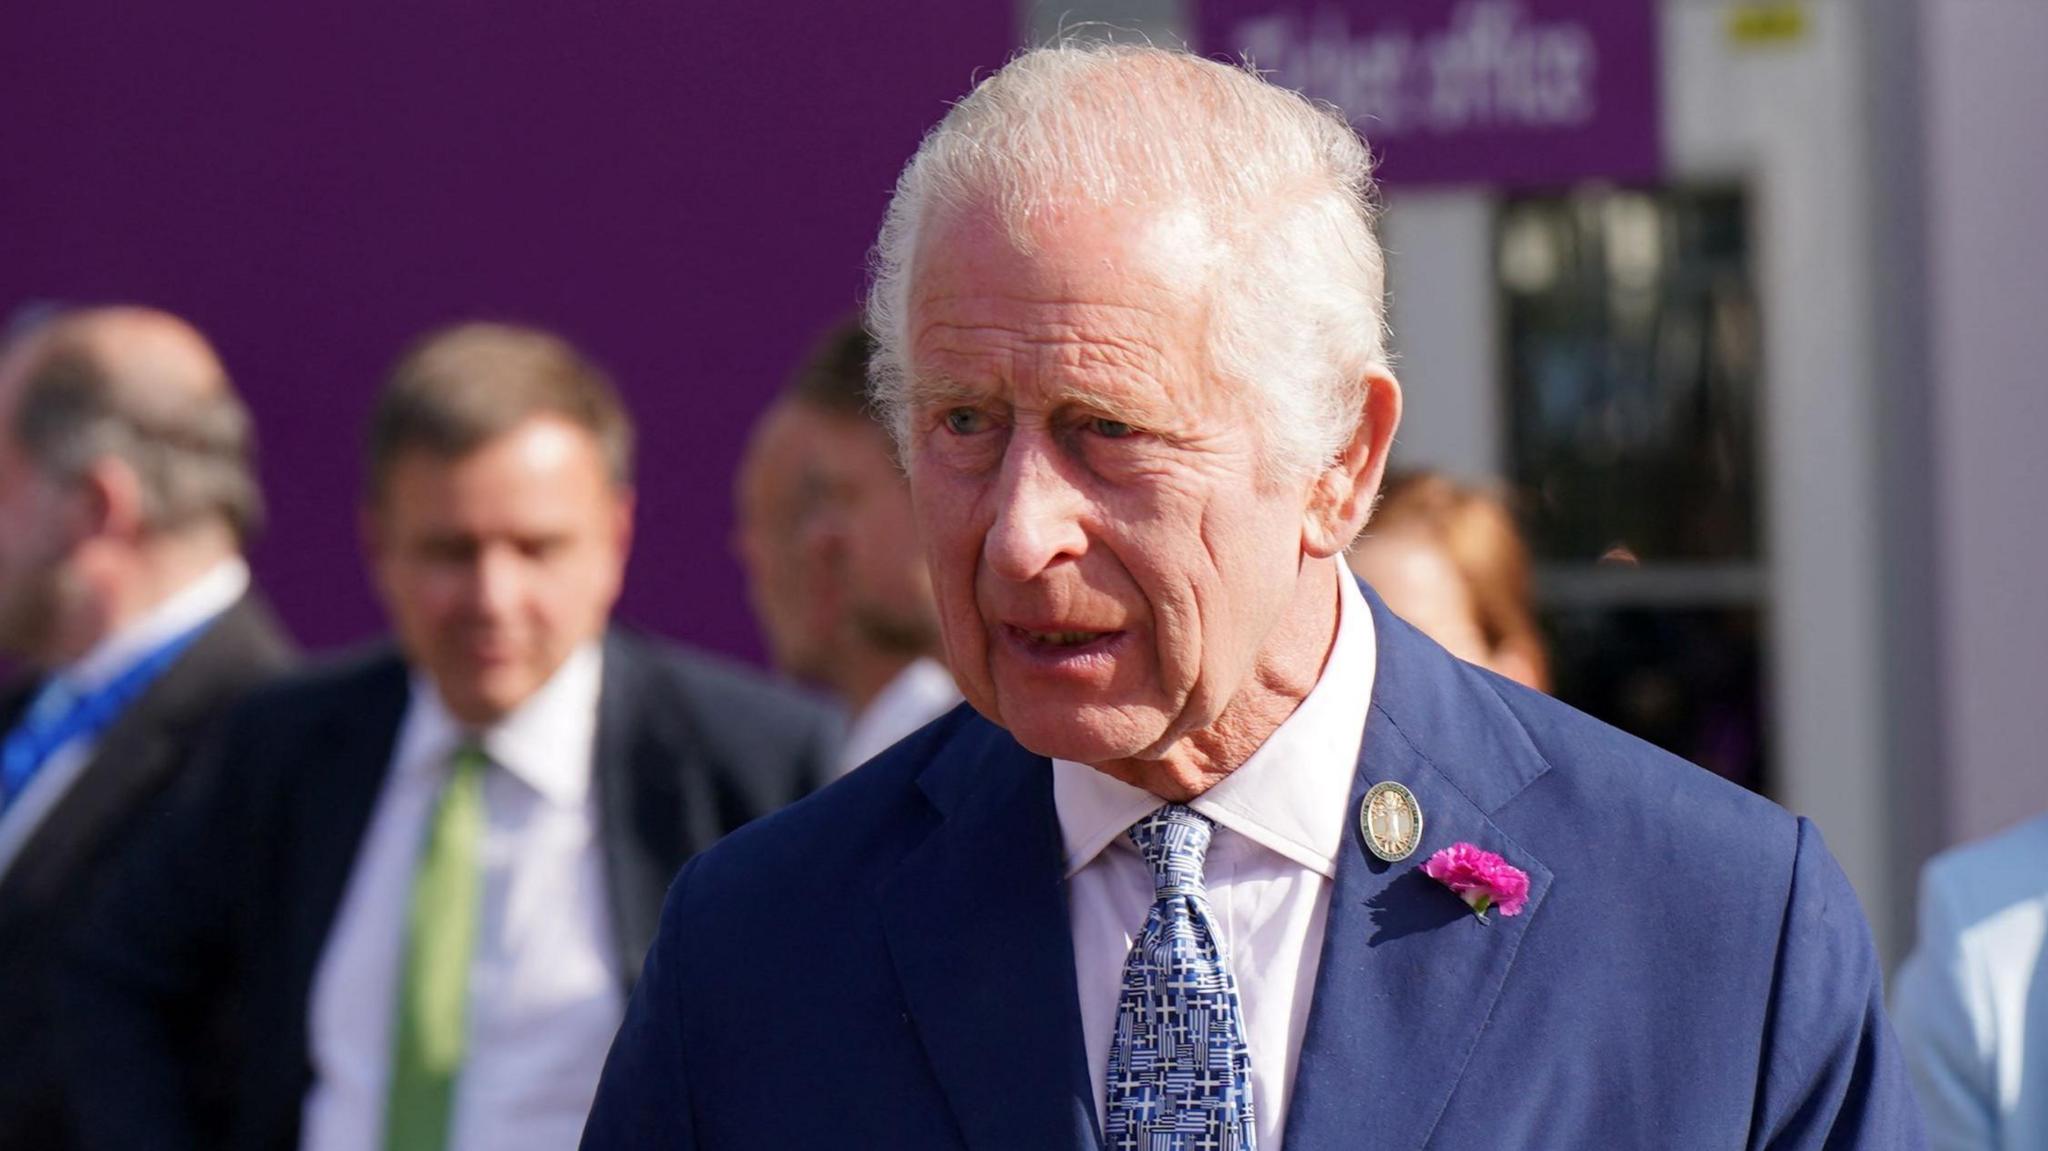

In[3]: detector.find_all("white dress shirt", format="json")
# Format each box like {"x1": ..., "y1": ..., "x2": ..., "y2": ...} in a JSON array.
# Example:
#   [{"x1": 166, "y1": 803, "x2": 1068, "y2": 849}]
[
  {"x1": 835, "y1": 656, "x2": 961, "y2": 777},
  {"x1": 301, "y1": 643, "x2": 624, "y2": 1151},
  {"x1": 1892, "y1": 813, "x2": 2048, "y2": 1151},
  {"x1": 0, "y1": 557, "x2": 248, "y2": 881},
  {"x1": 1056, "y1": 568, "x2": 1375, "y2": 1151}
]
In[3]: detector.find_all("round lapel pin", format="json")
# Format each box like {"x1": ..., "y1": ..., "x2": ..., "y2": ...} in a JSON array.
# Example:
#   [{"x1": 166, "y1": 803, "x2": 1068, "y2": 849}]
[{"x1": 1360, "y1": 780, "x2": 1423, "y2": 862}]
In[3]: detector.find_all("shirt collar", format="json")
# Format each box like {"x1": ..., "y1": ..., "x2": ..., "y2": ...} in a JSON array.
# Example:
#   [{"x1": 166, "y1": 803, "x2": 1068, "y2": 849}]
[
  {"x1": 840, "y1": 656, "x2": 962, "y2": 772},
  {"x1": 871, "y1": 657, "x2": 961, "y2": 723},
  {"x1": 62, "y1": 557, "x2": 250, "y2": 694},
  {"x1": 397, "y1": 641, "x2": 604, "y2": 809},
  {"x1": 1052, "y1": 566, "x2": 1376, "y2": 880}
]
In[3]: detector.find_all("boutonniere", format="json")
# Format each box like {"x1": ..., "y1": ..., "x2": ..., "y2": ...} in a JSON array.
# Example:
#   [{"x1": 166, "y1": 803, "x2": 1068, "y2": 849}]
[{"x1": 1423, "y1": 842, "x2": 1529, "y2": 925}]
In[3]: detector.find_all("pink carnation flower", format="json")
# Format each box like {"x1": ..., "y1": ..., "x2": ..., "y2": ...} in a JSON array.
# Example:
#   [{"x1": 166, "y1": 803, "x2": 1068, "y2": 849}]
[{"x1": 1422, "y1": 842, "x2": 1530, "y2": 921}]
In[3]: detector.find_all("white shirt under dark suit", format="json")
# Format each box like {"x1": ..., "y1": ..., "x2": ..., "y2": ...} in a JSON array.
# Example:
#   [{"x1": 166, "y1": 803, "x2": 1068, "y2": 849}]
[{"x1": 302, "y1": 643, "x2": 621, "y2": 1151}]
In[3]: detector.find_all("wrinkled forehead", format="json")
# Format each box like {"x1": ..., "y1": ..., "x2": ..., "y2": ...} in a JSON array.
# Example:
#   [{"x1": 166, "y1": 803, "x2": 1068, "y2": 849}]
[
  {"x1": 903, "y1": 199, "x2": 1228, "y2": 381},
  {"x1": 910, "y1": 198, "x2": 1221, "y2": 308}
]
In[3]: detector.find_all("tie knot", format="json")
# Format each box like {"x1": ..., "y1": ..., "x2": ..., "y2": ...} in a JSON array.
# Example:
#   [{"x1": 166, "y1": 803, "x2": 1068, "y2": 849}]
[
  {"x1": 1127, "y1": 804, "x2": 1213, "y2": 898},
  {"x1": 450, "y1": 743, "x2": 488, "y2": 775}
]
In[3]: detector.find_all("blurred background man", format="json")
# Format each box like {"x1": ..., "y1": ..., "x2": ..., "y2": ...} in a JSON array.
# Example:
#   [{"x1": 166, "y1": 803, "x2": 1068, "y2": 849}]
[
  {"x1": 731, "y1": 375, "x2": 844, "y2": 699},
  {"x1": 0, "y1": 307, "x2": 295, "y2": 1151},
  {"x1": 63, "y1": 322, "x2": 837, "y2": 1151},
  {"x1": 735, "y1": 322, "x2": 958, "y2": 777},
  {"x1": 1347, "y1": 470, "x2": 1550, "y2": 693}
]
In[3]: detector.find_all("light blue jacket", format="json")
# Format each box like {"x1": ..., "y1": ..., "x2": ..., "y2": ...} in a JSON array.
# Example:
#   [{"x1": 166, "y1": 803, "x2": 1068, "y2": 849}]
[{"x1": 1894, "y1": 814, "x2": 2048, "y2": 1151}]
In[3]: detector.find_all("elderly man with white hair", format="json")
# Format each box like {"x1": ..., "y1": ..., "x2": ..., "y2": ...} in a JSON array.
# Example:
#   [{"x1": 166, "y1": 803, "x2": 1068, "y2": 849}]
[{"x1": 583, "y1": 45, "x2": 1924, "y2": 1149}]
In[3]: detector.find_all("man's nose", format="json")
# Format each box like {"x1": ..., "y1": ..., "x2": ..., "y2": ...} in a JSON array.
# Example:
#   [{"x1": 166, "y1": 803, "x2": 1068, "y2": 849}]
[
  {"x1": 983, "y1": 434, "x2": 1087, "y2": 582},
  {"x1": 466, "y1": 546, "x2": 522, "y2": 616}
]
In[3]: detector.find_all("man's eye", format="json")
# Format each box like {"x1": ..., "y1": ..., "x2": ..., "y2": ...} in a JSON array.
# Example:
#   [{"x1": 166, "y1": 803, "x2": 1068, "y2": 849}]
[
  {"x1": 1089, "y1": 417, "x2": 1135, "y2": 439},
  {"x1": 944, "y1": 408, "x2": 987, "y2": 435},
  {"x1": 420, "y1": 538, "x2": 478, "y2": 564}
]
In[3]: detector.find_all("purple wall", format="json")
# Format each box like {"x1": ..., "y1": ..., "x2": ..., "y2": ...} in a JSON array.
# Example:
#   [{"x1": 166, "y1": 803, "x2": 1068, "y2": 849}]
[{"x1": 0, "y1": 3, "x2": 1013, "y2": 661}]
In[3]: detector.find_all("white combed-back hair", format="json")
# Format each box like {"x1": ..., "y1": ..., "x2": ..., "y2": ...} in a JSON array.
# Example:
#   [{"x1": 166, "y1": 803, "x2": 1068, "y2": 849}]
[{"x1": 866, "y1": 41, "x2": 1390, "y2": 479}]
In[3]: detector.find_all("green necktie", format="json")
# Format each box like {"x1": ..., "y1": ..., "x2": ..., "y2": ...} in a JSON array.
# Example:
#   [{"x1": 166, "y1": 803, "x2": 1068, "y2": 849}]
[{"x1": 385, "y1": 744, "x2": 486, "y2": 1151}]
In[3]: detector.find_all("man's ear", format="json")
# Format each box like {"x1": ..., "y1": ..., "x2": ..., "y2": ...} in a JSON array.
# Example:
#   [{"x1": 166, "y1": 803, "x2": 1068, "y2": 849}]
[
  {"x1": 1303, "y1": 369, "x2": 1402, "y2": 558},
  {"x1": 75, "y1": 456, "x2": 147, "y2": 543},
  {"x1": 609, "y1": 485, "x2": 637, "y2": 561}
]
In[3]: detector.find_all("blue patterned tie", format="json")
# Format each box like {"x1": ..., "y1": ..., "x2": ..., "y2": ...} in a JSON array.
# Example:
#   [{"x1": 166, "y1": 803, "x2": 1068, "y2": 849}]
[{"x1": 1105, "y1": 804, "x2": 1257, "y2": 1151}]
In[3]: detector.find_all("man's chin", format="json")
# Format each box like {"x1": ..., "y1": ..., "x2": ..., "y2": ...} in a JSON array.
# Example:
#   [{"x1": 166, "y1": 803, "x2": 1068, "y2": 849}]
[
  {"x1": 438, "y1": 670, "x2": 536, "y2": 728},
  {"x1": 1000, "y1": 705, "x2": 1161, "y2": 767}
]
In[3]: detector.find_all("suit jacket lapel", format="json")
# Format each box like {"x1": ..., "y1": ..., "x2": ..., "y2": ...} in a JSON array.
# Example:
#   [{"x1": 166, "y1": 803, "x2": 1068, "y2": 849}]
[
  {"x1": 286, "y1": 653, "x2": 412, "y2": 995},
  {"x1": 0, "y1": 596, "x2": 290, "y2": 921},
  {"x1": 878, "y1": 718, "x2": 1100, "y2": 1151},
  {"x1": 0, "y1": 712, "x2": 177, "y2": 913},
  {"x1": 1283, "y1": 588, "x2": 1555, "y2": 1151},
  {"x1": 591, "y1": 633, "x2": 681, "y2": 993}
]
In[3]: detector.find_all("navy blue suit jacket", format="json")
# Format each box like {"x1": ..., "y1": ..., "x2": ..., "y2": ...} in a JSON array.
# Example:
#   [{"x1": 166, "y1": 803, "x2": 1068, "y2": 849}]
[{"x1": 584, "y1": 588, "x2": 1925, "y2": 1149}]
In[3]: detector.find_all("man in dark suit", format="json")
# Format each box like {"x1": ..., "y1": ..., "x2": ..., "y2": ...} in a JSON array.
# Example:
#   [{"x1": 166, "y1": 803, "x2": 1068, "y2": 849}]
[
  {"x1": 64, "y1": 322, "x2": 835, "y2": 1151},
  {"x1": 0, "y1": 308, "x2": 295, "y2": 1151},
  {"x1": 582, "y1": 46, "x2": 1925, "y2": 1149}
]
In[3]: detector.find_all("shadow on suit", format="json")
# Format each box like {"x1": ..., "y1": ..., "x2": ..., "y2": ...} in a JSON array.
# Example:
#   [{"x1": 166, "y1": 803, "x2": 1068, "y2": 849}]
[{"x1": 1364, "y1": 868, "x2": 1467, "y2": 946}]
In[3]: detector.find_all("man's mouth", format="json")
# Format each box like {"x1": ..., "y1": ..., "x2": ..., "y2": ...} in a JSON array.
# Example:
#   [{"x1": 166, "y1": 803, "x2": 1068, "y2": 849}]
[
  {"x1": 1001, "y1": 623, "x2": 1127, "y2": 663},
  {"x1": 461, "y1": 637, "x2": 520, "y2": 665},
  {"x1": 1021, "y1": 629, "x2": 1108, "y2": 646}
]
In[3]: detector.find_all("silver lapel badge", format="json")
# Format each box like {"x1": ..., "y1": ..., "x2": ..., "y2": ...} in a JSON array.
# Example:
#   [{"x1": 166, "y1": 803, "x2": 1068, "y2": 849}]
[{"x1": 1360, "y1": 780, "x2": 1424, "y2": 862}]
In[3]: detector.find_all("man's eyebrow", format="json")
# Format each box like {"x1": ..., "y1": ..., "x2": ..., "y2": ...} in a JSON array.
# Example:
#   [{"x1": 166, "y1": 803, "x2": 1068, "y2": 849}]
[
  {"x1": 903, "y1": 374, "x2": 1177, "y2": 426},
  {"x1": 902, "y1": 373, "x2": 988, "y2": 407},
  {"x1": 1042, "y1": 382, "x2": 1175, "y2": 427}
]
